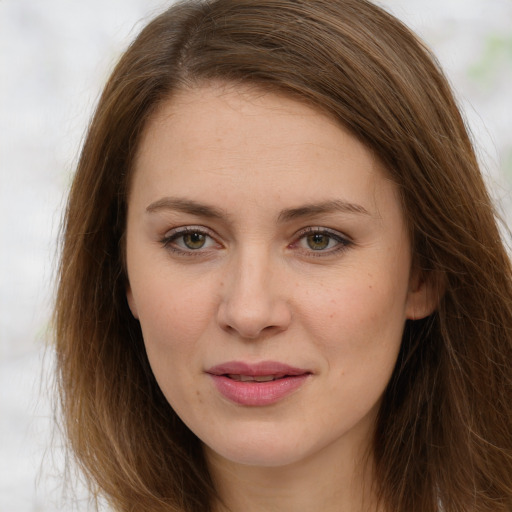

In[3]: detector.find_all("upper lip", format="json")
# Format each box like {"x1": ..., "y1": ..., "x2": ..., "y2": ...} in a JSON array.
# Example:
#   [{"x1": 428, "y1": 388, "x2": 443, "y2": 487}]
[{"x1": 206, "y1": 360, "x2": 311, "y2": 377}]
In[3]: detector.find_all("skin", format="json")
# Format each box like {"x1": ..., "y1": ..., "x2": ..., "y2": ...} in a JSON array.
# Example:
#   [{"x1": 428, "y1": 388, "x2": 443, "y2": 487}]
[{"x1": 125, "y1": 83, "x2": 435, "y2": 512}]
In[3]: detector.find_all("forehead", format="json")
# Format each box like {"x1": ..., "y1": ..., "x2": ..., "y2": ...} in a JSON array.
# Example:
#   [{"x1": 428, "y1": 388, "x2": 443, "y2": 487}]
[
  {"x1": 136, "y1": 84, "x2": 359, "y2": 165},
  {"x1": 131, "y1": 83, "x2": 399, "y2": 221}
]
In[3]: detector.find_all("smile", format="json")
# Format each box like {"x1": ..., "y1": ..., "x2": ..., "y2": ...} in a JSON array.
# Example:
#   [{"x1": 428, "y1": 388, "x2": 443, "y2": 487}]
[
  {"x1": 228, "y1": 374, "x2": 287, "y2": 382},
  {"x1": 207, "y1": 361, "x2": 311, "y2": 406}
]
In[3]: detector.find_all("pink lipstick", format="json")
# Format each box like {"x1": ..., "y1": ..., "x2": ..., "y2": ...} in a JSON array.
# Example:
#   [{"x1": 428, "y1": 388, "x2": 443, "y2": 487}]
[{"x1": 206, "y1": 361, "x2": 311, "y2": 406}]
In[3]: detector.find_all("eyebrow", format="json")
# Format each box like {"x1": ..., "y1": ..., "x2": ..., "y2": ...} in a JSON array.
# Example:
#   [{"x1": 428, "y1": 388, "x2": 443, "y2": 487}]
[
  {"x1": 145, "y1": 197, "x2": 370, "y2": 221},
  {"x1": 146, "y1": 197, "x2": 226, "y2": 219},
  {"x1": 277, "y1": 200, "x2": 370, "y2": 222}
]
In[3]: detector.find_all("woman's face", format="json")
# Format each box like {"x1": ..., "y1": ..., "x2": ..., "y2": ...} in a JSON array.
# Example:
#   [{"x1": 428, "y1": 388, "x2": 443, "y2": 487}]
[{"x1": 125, "y1": 84, "x2": 433, "y2": 469}]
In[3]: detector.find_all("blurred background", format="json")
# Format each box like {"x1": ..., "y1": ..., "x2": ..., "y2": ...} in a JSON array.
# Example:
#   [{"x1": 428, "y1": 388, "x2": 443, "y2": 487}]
[{"x1": 1, "y1": 0, "x2": 511, "y2": 510}]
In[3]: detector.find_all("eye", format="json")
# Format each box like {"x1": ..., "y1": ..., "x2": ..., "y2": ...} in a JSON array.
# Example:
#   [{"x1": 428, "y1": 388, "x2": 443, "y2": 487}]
[
  {"x1": 181, "y1": 232, "x2": 208, "y2": 250},
  {"x1": 293, "y1": 227, "x2": 351, "y2": 254},
  {"x1": 304, "y1": 232, "x2": 336, "y2": 251},
  {"x1": 160, "y1": 227, "x2": 218, "y2": 253}
]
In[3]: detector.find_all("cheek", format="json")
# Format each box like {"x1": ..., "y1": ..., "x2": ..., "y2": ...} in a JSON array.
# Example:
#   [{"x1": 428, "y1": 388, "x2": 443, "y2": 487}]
[
  {"x1": 304, "y1": 276, "x2": 407, "y2": 416},
  {"x1": 129, "y1": 266, "x2": 218, "y2": 358},
  {"x1": 132, "y1": 275, "x2": 218, "y2": 408},
  {"x1": 298, "y1": 269, "x2": 408, "y2": 359}
]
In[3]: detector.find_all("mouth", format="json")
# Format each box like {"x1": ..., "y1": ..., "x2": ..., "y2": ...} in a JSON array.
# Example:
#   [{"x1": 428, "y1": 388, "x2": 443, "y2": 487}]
[
  {"x1": 207, "y1": 360, "x2": 310, "y2": 377},
  {"x1": 226, "y1": 374, "x2": 295, "y2": 382},
  {"x1": 206, "y1": 361, "x2": 311, "y2": 406}
]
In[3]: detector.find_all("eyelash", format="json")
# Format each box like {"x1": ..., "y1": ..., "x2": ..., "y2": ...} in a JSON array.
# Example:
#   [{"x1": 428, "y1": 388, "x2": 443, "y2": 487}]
[
  {"x1": 160, "y1": 226, "x2": 219, "y2": 256},
  {"x1": 160, "y1": 226, "x2": 352, "y2": 257},
  {"x1": 291, "y1": 227, "x2": 352, "y2": 257}
]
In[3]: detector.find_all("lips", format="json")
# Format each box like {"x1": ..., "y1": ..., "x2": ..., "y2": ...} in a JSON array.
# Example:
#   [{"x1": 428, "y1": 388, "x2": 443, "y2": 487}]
[
  {"x1": 206, "y1": 361, "x2": 311, "y2": 406},
  {"x1": 227, "y1": 374, "x2": 281, "y2": 382}
]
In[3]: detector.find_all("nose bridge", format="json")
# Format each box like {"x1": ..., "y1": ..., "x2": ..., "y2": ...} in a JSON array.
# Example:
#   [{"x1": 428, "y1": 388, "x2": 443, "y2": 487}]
[{"x1": 218, "y1": 243, "x2": 290, "y2": 339}]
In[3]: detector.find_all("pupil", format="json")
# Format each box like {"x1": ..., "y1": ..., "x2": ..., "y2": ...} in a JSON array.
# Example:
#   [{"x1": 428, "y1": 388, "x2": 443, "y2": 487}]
[
  {"x1": 308, "y1": 233, "x2": 329, "y2": 250},
  {"x1": 184, "y1": 233, "x2": 206, "y2": 249}
]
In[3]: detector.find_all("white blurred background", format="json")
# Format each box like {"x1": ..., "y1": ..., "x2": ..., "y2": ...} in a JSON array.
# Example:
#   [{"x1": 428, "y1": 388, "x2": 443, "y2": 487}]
[{"x1": 1, "y1": 1, "x2": 511, "y2": 510}]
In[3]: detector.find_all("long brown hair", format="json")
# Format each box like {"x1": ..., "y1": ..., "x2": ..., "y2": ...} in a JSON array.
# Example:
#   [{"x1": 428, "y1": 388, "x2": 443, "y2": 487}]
[{"x1": 54, "y1": 1, "x2": 512, "y2": 510}]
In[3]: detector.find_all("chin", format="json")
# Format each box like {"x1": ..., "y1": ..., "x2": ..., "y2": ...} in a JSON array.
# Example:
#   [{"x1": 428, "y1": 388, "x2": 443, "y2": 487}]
[
  {"x1": 202, "y1": 429, "x2": 317, "y2": 468},
  {"x1": 211, "y1": 448, "x2": 306, "y2": 469}
]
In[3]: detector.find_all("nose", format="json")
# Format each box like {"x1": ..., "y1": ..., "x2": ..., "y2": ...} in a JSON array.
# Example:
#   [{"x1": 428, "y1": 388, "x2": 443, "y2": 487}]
[{"x1": 216, "y1": 248, "x2": 292, "y2": 340}]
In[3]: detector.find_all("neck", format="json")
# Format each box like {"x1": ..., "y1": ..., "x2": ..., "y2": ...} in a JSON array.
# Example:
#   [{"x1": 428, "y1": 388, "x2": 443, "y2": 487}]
[{"x1": 206, "y1": 439, "x2": 381, "y2": 512}]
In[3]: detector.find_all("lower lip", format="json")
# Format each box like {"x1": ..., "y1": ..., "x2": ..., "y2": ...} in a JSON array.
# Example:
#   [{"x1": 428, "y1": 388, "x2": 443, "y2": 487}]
[{"x1": 209, "y1": 374, "x2": 310, "y2": 406}]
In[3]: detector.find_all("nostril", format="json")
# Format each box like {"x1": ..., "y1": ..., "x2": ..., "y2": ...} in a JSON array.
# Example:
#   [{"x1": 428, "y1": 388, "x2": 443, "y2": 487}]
[{"x1": 216, "y1": 277, "x2": 292, "y2": 339}]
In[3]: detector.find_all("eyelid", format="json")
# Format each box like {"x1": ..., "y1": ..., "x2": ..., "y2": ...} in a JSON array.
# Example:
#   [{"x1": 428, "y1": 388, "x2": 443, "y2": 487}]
[
  {"x1": 291, "y1": 226, "x2": 353, "y2": 255},
  {"x1": 160, "y1": 225, "x2": 221, "y2": 254},
  {"x1": 159, "y1": 224, "x2": 352, "y2": 257},
  {"x1": 162, "y1": 224, "x2": 214, "y2": 237}
]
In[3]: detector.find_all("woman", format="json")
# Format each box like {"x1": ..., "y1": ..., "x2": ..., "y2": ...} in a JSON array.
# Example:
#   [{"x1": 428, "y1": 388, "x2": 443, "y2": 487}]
[{"x1": 54, "y1": 1, "x2": 512, "y2": 511}]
